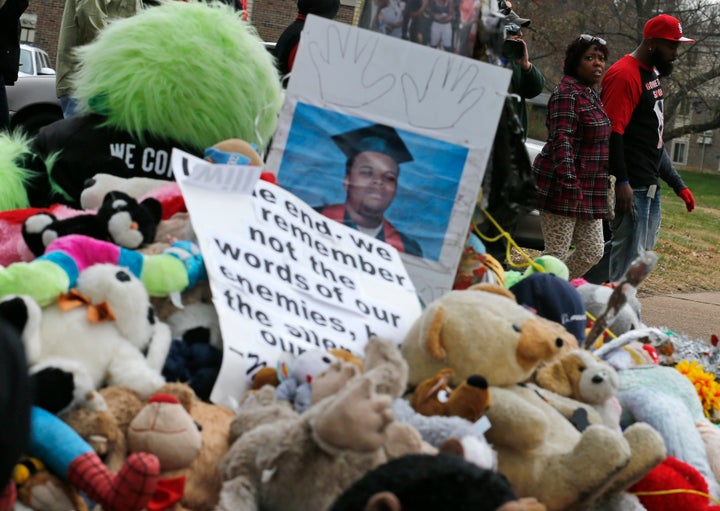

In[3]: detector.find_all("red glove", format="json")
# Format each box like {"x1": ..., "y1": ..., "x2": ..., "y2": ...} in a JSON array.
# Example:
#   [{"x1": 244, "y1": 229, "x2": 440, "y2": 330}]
[{"x1": 678, "y1": 188, "x2": 695, "y2": 212}]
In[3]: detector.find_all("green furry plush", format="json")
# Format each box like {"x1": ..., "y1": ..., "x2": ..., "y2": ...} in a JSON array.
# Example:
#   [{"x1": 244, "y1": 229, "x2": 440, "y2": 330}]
[
  {"x1": 0, "y1": 132, "x2": 33, "y2": 211},
  {"x1": 72, "y1": 1, "x2": 283, "y2": 153}
]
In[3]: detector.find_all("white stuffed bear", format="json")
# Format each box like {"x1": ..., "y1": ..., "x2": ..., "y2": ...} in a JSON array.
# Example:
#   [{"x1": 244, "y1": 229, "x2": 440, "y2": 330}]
[{"x1": 1, "y1": 263, "x2": 171, "y2": 413}]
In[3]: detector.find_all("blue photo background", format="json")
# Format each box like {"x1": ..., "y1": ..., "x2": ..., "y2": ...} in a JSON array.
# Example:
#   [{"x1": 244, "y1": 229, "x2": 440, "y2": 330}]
[{"x1": 277, "y1": 102, "x2": 468, "y2": 262}]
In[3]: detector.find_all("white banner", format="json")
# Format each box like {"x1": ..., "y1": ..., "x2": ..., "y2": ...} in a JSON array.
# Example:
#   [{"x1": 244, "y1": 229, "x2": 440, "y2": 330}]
[{"x1": 172, "y1": 149, "x2": 421, "y2": 407}]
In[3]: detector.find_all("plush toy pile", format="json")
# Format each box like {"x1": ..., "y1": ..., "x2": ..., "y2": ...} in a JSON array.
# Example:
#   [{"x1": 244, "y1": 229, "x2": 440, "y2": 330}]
[{"x1": 1, "y1": 2, "x2": 719, "y2": 511}]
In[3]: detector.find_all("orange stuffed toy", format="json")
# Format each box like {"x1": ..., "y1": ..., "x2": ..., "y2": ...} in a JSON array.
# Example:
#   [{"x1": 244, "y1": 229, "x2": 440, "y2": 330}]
[{"x1": 410, "y1": 368, "x2": 491, "y2": 423}]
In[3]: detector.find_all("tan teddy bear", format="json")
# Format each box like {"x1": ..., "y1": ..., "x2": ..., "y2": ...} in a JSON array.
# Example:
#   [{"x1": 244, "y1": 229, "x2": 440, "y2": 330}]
[
  {"x1": 400, "y1": 284, "x2": 666, "y2": 511},
  {"x1": 401, "y1": 284, "x2": 578, "y2": 388},
  {"x1": 534, "y1": 348, "x2": 622, "y2": 431}
]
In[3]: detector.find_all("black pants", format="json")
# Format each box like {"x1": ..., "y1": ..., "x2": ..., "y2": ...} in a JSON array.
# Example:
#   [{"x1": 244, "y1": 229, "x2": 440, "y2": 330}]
[{"x1": 0, "y1": 74, "x2": 9, "y2": 131}]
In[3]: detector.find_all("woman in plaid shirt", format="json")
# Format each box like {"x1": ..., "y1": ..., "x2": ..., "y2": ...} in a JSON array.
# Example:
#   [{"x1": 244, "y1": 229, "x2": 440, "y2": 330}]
[{"x1": 532, "y1": 35, "x2": 611, "y2": 280}]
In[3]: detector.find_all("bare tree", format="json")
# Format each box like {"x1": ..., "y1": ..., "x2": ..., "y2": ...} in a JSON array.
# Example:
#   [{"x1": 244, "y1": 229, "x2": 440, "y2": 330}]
[{"x1": 518, "y1": 0, "x2": 720, "y2": 141}]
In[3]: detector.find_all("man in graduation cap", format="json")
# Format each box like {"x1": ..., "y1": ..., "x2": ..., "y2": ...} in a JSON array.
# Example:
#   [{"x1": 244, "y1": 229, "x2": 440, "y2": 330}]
[{"x1": 318, "y1": 123, "x2": 423, "y2": 257}]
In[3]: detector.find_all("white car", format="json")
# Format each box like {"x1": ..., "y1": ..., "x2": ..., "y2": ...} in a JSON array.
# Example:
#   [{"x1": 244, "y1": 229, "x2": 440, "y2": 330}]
[{"x1": 6, "y1": 44, "x2": 63, "y2": 135}]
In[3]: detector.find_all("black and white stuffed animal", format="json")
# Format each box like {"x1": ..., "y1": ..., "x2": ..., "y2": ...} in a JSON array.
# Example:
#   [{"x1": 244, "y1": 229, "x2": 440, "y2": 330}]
[
  {"x1": 0, "y1": 263, "x2": 171, "y2": 414},
  {"x1": 21, "y1": 191, "x2": 162, "y2": 257}
]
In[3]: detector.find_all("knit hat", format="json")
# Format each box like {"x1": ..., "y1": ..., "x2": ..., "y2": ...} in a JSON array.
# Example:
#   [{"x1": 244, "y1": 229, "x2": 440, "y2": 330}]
[
  {"x1": 643, "y1": 14, "x2": 694, "y2": 42},
  {"x1": 297, "y1": 0, "x2": 340, "y2": 18},
  {"x1": 509, "y1": 272, "x2": 587, "y2": 342}
]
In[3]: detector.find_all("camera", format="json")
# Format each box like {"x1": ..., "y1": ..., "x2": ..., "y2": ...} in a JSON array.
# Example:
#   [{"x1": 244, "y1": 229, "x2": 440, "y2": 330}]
[
  {"x1": 502, "y1": 38, "x2": 524, "y2": 60},
  {"x1": 505, "y1": 22, "x2": 521, "y2": 36}
]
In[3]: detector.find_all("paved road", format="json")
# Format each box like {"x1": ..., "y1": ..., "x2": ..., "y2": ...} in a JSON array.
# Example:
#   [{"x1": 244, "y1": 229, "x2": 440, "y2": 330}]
[{"x1": 639, "y1": 292, "x2": 720, "y2": 341}]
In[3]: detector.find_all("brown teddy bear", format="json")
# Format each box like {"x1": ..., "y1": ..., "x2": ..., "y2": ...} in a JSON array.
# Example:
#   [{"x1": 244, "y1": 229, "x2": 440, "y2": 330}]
[
  {"x1": 410, "y1": 368, "x2": 491, "y2": 423},
  {"x1": 399, "y1": 284, "x2": 667, "y2": 511},
  {"x1": 59, "y1": 383, "x2": 233, "y2": 511},
  {"x1": 217, "y1": 336, "x2": 425, "y2": 511}
]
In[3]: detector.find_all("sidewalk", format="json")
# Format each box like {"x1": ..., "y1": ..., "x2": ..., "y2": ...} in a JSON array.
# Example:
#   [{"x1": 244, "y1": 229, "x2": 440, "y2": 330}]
[{"x1": 639, "y1": 292, "x2": 720, "y2": 341}]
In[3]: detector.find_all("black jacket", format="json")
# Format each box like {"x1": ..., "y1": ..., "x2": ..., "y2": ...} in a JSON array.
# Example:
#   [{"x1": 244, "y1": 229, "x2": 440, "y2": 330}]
[
  {"x1": 23, "y1": 114, "x2": 199, "y2": 208},
  {"x1": 275, "y1": 16, "x2": 305, "y2": 81},
  {"x1": 0, "y1": 0, "x2": 28, "y2": 85}
]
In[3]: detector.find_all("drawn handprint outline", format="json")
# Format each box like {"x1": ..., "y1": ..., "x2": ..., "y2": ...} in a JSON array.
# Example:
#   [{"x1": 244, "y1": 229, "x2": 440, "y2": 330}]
[
  {"x1": 401, "y1": 55, "x2": 485, "y2": 129},
  {"x1": 308, "y1": 25, "x2": 396, "y2": 108}
]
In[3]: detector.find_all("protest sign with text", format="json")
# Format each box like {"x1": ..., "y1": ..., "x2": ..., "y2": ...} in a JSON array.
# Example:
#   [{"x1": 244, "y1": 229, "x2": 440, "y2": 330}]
[{"x1": 172, "y1": 149, "x2": 421, "y2": 408}]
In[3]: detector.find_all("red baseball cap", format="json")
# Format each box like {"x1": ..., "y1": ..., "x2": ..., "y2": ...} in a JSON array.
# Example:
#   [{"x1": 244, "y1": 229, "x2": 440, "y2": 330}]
[{"x1": 643, "y1": 14, "x2": 695, "y2": 42}]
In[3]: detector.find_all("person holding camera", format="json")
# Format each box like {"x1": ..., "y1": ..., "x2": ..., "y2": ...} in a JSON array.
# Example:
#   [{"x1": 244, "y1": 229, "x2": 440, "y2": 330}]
[
  {"x1": 501, "y1": 22, "x2": 544, "y2": 140},
  {"x1": 473, "y1": 18, "x2": 544, "y2": 267},
  {"x1": 531, "y1": 35, "x2": 611, "y2": 280}
]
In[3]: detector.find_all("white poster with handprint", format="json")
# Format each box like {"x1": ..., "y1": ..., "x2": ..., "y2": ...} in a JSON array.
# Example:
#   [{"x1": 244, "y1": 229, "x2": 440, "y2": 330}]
[{"x1": 266, "y1": 15, "x2": 511, "y2": 306}]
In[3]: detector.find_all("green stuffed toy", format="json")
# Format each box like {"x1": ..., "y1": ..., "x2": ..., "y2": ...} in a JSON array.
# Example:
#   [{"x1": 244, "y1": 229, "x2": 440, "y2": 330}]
[
  {"x1": 0, "y1": 1, "x2": 283, "y2": 211},
  {"x1": 0, "y1": 234, "x2": 204, "y2": 306}
]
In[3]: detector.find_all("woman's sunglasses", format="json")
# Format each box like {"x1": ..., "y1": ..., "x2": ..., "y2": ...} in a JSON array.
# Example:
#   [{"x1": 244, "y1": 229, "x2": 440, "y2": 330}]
[{"x1": 579, "y1": 34, "x2": 607, "y2": 46}]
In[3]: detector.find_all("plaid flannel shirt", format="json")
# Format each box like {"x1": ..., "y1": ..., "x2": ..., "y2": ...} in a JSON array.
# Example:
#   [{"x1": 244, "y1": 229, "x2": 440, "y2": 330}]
[{"x1": 532, "y1": 75, "x2": 611, "y2": 219}]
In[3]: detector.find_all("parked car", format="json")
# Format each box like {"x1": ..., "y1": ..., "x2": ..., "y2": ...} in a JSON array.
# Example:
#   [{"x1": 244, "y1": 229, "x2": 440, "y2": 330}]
[
  {"x1": 512, "y1": 138, "x2": 544, "y2": 250},
  {"x1": 6, "y1": 44, "x2": 63, "y2": 136}
]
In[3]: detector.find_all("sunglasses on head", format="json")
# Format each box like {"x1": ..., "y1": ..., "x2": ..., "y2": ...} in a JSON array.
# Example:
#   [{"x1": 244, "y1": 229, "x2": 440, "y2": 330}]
[{"x1": 578, "y1": 34, "x2": 607, "y2": 46}]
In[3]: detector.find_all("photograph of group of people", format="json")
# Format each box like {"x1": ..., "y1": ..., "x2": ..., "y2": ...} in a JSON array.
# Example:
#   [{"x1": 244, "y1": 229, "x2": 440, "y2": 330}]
[{"x1": 356, "y1": 0, "x2": 480, "y2": 56}]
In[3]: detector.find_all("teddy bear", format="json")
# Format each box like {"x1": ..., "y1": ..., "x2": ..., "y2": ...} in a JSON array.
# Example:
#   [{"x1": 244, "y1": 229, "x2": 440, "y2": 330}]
[
  {"x1": 534, "y1": 348, "x2": 622, "y2": 431},
  {"x1": 274, "y1": 348, "x2": 343, "y2": 413},
  {"x1": 59, "y1": 382, "x2": 234, "y2": 511},
  {"x1": 22, "y1": 191, "x2": 163, "y2": 258},
  {"x1": 409, "y1": 368, "x2": 491, "y2": 423},
  {"x1": 0, "y1": 262, "x2": 171, "y2": 414},
  {"x1": 389, "y1": 368, "x2": 497, "y2": 469},
  {"x1": 61, "y1": 390, "x2": 127, "y2": 473},
  {"x1": 401, "y1": 284, "x2": 578, "y2": 388},
  {"x1": 151, "y1": 281, "x2": 224, "y2": 401},
  {"x1": 0, "y1": 293, "x2": 161, "y2": 511},
  {"x1": 399, "y1": 284, "x2": 667, "y2": 510},
  {"x1": 19, "y1": 388, "x2": 196, "y2": 511},
  {"x1": 217, "y1": 336, "x2": 425, "y2": 511}
]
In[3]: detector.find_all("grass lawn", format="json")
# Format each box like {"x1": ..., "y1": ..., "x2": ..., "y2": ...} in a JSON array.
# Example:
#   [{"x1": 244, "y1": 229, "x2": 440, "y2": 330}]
[{"x1": 643, "y1": 168, "x2": 720, "y2": 295}]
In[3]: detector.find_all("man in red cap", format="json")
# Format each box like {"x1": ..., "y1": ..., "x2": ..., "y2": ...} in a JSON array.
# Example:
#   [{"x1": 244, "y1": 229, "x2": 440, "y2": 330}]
[{"x1": 598, "y1": 13, "x2": 696, "y2": 283}]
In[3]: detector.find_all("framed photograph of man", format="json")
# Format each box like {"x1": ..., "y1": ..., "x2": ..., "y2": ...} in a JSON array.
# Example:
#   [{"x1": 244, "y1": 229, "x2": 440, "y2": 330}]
[{"x1": 277, "y1": 102, "x2": 468, "y2": 262}]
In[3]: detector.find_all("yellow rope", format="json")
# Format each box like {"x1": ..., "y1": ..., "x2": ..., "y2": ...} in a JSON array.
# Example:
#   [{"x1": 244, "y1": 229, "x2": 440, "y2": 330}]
[
  {"x1": 475, "y1": 208, "x2": 620, "y2": 345},
  {"x1": 632, "y1": 488, "x2": 720, "y2": 505},
  {"x1": 473, "y1": 208, "x2": 545, "y2": 273}
]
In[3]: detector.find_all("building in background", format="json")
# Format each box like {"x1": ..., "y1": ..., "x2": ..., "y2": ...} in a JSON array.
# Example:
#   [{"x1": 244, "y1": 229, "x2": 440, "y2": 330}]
[{"x1": 21, "y1": 0, "x2": 356, "y2": 64}]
